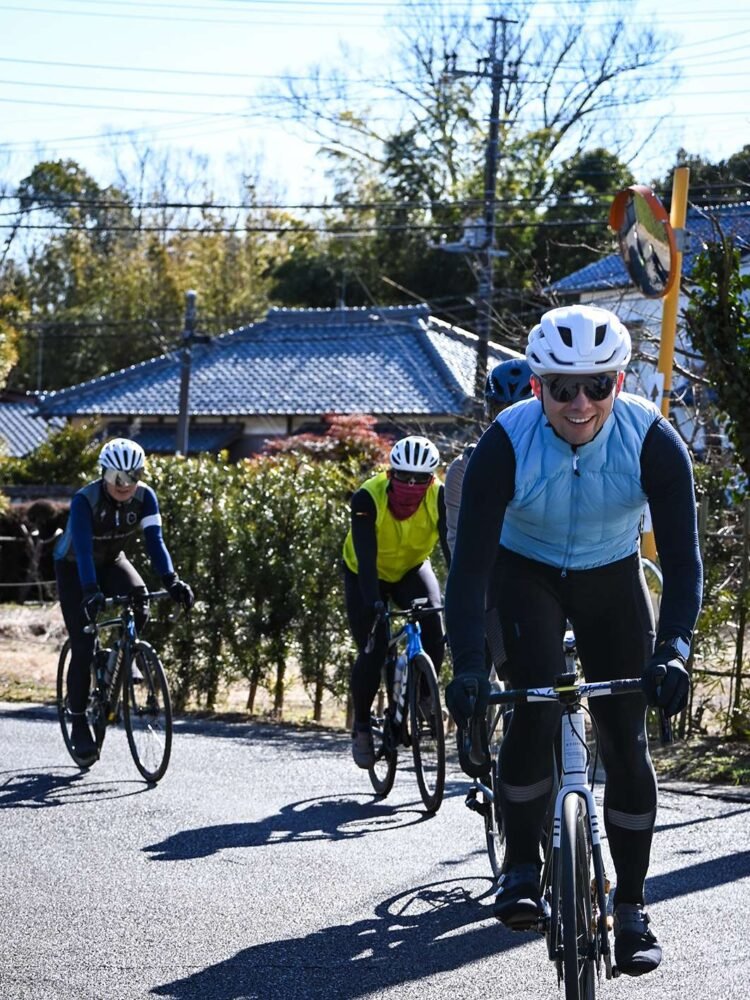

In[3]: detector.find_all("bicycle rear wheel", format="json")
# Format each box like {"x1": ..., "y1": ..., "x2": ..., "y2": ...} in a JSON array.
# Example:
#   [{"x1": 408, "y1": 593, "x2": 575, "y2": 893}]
[
  {"x1": 409, "y1": 653, "x2": 446, "y2": 813},
  {"x1": 368, "y1": 709, "x2": 398, "y2": 797},
  {"x1": 561, "y1": 793, "x2": 596, "y2": 1000},
  {"x1": 56, "y1": 639, "x2": 106, "y2": 767},
  {"x1": 123, "y1": 641, "x2": 172, "y2": 783}
]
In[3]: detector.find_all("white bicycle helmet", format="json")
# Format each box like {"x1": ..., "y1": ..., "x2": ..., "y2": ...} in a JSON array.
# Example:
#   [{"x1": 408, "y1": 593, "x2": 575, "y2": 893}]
[
  {"x1": 99, "y1": 437, "x2": 146, "y2": 473},
  {"x1": 389, "y1": 436, "x2": 440, "y2": 474},
  {"x1": 526, "y1": 304, "x2": 631, "y2": 376}
]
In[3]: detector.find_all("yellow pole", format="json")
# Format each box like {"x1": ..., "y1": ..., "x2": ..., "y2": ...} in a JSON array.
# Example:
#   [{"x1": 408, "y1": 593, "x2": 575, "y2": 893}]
[
  {"x1": 657, "y1": 166, "x2": 690, "y2": 418},
  {"x1": 642, "y1": 166, "x2": 690, "y2": 561}
]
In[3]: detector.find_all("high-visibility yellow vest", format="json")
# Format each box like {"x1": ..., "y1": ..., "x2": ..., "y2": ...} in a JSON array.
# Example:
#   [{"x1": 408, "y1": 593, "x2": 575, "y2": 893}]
[{"x1": 342, "y1": 471, "x2": 441, "y2": 582}]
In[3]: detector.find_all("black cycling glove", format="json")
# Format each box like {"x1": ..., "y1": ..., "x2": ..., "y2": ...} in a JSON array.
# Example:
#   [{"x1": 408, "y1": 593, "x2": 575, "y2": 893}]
[
  {"x1": 641, "y1": 644, "x2": 690, "y2": 716},
  {"x1": 81, "y1": 587, "x2": 105, "y2": 623},
  {"x1": 445, "y1": 670, "x2": 490, "y2": 730},
  {"x1": 162, "y1": 574, "x2": 195, "y2": 610}
]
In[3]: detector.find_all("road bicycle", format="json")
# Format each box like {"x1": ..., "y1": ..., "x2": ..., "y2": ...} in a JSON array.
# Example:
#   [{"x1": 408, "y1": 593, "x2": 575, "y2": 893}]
[
  {"x1": 461, "y1": 666, "x2": 663, "y2": 999},
  {"x1": 465, "y1": 556, "x2": 666, "y2": 879},
  {"x1": 57, "y1": 590, "x2": 173, "y2": 783},
  {"x1": 365, "y1": 597, "x2": 446, "y2": 813}
]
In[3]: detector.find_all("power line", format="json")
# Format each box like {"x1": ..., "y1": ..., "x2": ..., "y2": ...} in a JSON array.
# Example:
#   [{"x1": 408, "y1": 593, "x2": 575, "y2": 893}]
[
  {"x1": 0, "y1": 48, "x2": 747, "y2": 83},
  {"x1": 1, "y1": 187, "x2": 747, "y2": 216}
]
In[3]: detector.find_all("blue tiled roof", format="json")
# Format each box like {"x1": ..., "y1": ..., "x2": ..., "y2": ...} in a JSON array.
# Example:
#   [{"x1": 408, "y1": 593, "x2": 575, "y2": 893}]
[
  {"x1": 0, "y1": 397, "x2": 65, "y2": 457},
  {"x1": 551, "y1": 202, "x2": 750, "y2": 295},
  {"x1": 38, "y1": 305, "x2": 521, "y2": 419}
]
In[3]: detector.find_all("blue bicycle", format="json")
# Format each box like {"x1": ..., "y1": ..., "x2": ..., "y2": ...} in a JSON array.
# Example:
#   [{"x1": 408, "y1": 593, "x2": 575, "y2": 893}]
[{"x1": 365, "y1": 598, "x2": 446, "y2": 813}]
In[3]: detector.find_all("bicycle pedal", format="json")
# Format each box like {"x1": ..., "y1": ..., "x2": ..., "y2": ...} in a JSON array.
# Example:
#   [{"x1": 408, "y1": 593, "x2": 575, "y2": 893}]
[{"x1": 464, "y1": 789, "x2": 490, "y2": 817}]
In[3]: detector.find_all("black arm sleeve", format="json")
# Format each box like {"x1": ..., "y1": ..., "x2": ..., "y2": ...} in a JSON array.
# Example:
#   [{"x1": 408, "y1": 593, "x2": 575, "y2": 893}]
[
  {"x1": 641, "y1": 417, "x2": 703, "y2": 645},
  {"x1": 445, "y1": 423, "x2": 516, "y2": 675},
  {"x1": 350, "y1": 489, "x2": 380, "y2": 606},
  {"x1": 437, "y1": 485, "x2": 451, "y2": 569}
]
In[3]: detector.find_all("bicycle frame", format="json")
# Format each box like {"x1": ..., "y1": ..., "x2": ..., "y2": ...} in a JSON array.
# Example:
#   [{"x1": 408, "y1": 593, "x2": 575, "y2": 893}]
[
  {"x1": 386, "y1": 617, "x2": 426, "y2": 726},
  {"x1": 85, "y1": 592, "x2": 167, "y2": 715},
  {"x1": 365, "y1": 597, "x2": 447, "y2": 812},
  {"x1": 487, "y1": 675, "x2": 643, "y2": 985},
  {"x1": 366, "y1": 596, "x2": 438, "y2": 722}
]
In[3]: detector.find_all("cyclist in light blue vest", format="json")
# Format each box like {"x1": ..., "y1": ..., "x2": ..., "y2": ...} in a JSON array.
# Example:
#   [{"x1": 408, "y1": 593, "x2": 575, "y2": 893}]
[{"x1": 445, "y1": 304, "x2": 702, "y2": 977}]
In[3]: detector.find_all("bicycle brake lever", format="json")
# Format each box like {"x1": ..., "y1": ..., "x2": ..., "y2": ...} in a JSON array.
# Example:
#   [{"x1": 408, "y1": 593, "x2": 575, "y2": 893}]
[
  {"x1": 460, "y1": 691, "x2": 477, "y2": 756},
  {"x1": 659, "y1": 709, "x2": 673, "y2": 746},
  {"x1": 652, "y1": 665, "x2": 673, "y2": 746}
]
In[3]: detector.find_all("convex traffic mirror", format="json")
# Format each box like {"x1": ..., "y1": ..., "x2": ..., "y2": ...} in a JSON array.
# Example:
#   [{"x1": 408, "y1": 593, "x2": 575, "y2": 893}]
[{"x1": 609, "y1": 185, "x2": 677, "y2": 298}]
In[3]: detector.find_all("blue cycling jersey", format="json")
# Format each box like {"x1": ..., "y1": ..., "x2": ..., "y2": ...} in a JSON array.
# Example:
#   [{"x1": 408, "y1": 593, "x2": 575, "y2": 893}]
[{"x1": 54, "y1": 479, "x2": 173, "y2": 590}]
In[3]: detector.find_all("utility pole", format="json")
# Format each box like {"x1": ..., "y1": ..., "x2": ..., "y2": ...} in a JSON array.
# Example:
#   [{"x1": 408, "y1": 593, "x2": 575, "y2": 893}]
[
  {"x1": 445, "y1": 16, "x2": 517, "y2": 401},
  {"x1": 175, "y1": 290, "x2": 210, "y2": 457}
]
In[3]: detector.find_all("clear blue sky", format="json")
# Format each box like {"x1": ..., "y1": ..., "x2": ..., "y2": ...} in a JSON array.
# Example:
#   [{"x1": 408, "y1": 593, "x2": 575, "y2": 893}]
[{"x1": 1, "y1": 0, "x2": 749, "y2": 202}]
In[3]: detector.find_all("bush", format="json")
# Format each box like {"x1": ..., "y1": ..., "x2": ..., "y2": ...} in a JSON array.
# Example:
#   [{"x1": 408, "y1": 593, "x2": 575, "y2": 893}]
[
  {"x1": 140, "y1": 445, "x2": 380, "y2": 719},
  {"x1": 0, "y1": 422, "x2": 100, "y2": 486}
]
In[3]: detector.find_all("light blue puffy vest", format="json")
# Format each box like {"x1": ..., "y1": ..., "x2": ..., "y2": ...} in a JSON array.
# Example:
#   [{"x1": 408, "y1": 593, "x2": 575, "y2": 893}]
[{"x1": 497, "y1": 392, "x2": 661, "y2": 570}]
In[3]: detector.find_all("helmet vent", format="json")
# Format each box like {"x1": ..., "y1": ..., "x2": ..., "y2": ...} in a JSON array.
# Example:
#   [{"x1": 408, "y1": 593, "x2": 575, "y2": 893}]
[
  {"x1": 556, "y1": 325, "x2": 573, "y2": 347},
  {"x1": 595, "y1": 324, "x2": 607, "y2": 346}
]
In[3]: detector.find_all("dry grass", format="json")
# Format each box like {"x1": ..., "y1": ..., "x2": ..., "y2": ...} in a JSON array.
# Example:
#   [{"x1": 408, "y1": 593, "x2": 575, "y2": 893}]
[
  {"x1": 651, "y1": 735, "x2": 750, "y2": 787},
  {"x1": 3, "y1": 606, "x2": 748, "y2": 779},
  {"x1": 0, "y1": 602, "x2": 348, "y2": 729}
]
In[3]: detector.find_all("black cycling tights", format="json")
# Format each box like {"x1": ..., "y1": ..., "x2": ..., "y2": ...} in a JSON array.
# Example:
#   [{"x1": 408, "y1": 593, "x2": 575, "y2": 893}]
[
  {"x1": 491, "y1": 549, "x2": 658, "y2": 906},
  {"x1": 55, "y1": 556, "x2": 149, "y2": 714},
  {"x1": 344, "y1": 561, "x2": 444, "y2": 728}
]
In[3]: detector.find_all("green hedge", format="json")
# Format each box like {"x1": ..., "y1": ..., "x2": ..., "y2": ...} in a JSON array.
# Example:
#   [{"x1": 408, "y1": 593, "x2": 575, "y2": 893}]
[{"x1": 141, "y1": 451, "x2": 360, "y2": 719}]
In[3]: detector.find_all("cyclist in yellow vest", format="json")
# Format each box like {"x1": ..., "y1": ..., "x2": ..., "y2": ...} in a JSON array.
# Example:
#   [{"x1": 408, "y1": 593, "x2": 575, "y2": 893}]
[{"x1": 342, "y1": 435, "x2": 449, "y2": 768}]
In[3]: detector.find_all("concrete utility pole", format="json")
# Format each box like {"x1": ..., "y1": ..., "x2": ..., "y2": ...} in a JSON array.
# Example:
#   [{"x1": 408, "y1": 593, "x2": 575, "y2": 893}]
[
  {"x1": 175, "y1": 290, "x2": 210, "y2": 457},
  {"x1": 446, "y1": 16, "x2": 517, "y2": 400}
]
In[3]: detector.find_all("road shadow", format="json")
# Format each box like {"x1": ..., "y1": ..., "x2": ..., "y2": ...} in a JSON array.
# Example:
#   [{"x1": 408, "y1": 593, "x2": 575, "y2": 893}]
[
  {"x1": 148, "y1": 849, "x2": 750, "y2": 999},
  {"x1": 151, "y1": 875, "x2": 533, "y2": 1000},
  {"x1": 646, "y1": 848, "x2": 750, "y2": 904},
  {"x1": 144, "y1": 792, "x2": 434, "y2": 861},
  {"x1": 655, "y1": 803, "x2": 750, "y2": 834},
  {"x1": 0, "y1": 766, "x2": 150, "y2": 808}
]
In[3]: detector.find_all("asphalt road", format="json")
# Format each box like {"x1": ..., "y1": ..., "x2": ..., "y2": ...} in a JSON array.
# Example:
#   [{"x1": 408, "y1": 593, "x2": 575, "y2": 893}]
[{"x1": 1, "y1": 702, "x2": 748, "y2": 1000}]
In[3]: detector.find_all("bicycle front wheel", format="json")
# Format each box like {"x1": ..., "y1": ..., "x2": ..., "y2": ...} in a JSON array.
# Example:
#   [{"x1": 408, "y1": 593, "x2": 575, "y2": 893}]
[
  {"x1": 409, "y1": 653, "x2": 446, "y2": 813},
  {"x1": 561, "y1": 793, "x2": 596, "y2": 1000},
  {"x1": 369, "y1": 709, "x2": 398, "y2": 797},
  {"x1": 484, "y1": 704, "x2": 506, "y2": 878},
  {"x1": 123, "y1": 641, "x2": 172, "y2": 783},
  {"x1": 56, "y1": 639, "x2": 106, "y2": 767}
]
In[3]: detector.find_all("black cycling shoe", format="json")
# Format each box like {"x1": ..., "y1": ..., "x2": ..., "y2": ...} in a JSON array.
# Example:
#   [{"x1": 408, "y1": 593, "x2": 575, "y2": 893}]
[
  {"x1": 71, "y1": 717, "x2": 98, "y2": 765},
  {"x1": 493, "y1": 863, "x2": 544, "y2": 930},
  {"x1": 613, "y1": 903, "x2": 662, "y2": 976},
  {"x1": 351, "y1": 725, "x2": 375, "y2": 769}
]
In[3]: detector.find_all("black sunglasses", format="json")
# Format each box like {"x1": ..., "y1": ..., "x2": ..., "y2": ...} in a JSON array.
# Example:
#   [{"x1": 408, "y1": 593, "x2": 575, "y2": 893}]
[
  {"x1": 541, "y1": 373, "x2": 617, "y2": 403},
  {"x1": 391, "y1": 470, "x2": 433, "y2": 485}
]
